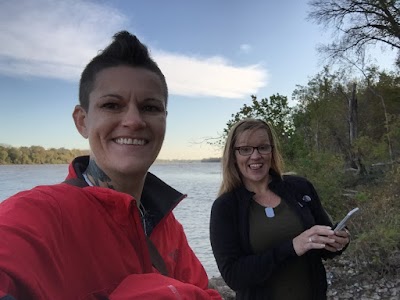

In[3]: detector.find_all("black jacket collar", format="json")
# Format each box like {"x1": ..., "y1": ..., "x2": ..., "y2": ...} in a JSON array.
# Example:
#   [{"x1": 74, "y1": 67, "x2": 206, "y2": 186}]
[{"x1": 71, "y1": 156, "x2": 184, "y2": 225}]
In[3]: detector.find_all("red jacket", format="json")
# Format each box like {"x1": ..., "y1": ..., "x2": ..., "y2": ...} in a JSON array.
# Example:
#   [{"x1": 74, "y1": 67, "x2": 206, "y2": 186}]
[{"x1": 0, "y1": 156, "x2": 221, "y2": 300}]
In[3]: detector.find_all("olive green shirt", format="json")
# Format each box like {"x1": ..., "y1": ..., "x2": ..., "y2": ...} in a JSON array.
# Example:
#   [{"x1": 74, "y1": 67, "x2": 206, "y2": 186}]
[{"x1": 249, "y1": 199, "x2": 312, "y2": 299}]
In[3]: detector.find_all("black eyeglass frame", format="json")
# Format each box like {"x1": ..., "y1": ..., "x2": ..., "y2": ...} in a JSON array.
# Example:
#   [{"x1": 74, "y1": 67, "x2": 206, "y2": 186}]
[{"x1": 234, "y1": 144, "x2": 274, "y2": 156}]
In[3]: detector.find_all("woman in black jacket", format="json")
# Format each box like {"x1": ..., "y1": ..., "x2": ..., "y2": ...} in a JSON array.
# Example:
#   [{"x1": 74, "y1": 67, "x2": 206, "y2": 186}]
[{"x1": 210, "y1": 118, "x2": 350, "y2": 300}]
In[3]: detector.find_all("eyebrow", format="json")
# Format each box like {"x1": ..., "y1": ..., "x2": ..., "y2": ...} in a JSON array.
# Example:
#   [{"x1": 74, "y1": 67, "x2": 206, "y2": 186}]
[
  {"x1": 100, "y1": 93, "x2": 123, "y2": 99},
  {"x1": 99, "y1": 93, "x2": 166, "y2": 105}
]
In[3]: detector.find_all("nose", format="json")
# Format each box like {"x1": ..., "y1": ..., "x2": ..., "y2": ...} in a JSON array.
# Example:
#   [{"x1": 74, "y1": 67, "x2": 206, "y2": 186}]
[
  {"x1": 121, "y1": 105, "x2": 146, "y2": 129},
  {"x1": 250, "y1": 148, "x2": 262, "y2": 158}
]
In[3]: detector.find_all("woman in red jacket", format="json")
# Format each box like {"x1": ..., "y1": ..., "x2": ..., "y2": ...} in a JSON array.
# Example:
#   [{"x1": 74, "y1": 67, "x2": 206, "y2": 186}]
[{"x1": 0, "y1": 31, "x2": 221, "y2": 300}]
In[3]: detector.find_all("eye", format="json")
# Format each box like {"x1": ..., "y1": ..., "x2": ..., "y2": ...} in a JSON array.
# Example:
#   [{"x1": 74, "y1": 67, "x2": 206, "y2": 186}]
[
  {"x1": 241, "y1": 146, "x2": 252, "y2": 151},
  {"x1": 142, "y1": 105, "x2": 163, "y2": 112},
  {"x1": 259, "y1": 144, "x2": 273, "y2": 154},
  {"x1": 141, "y1": 99, "x2": 166, "y2": 113},
  {"x1": 100, "y1": 102, "x2": 120, "y2": 110},
  {"x1": 240, "y1": 146, "x2": 253, "y2": 153}
]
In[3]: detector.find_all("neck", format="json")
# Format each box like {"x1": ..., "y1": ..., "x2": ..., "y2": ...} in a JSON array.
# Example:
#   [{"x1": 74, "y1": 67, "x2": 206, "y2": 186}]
[
  {"x1": 84, "y1": 159, "x2": 144, "y2": 205},
  {"x1": 253, "y1": 188, "x2": 280, "y2": 208},
  {"x1": 84, "y1": 159, "x2": 114, "y2": 189},
  {"x1": 243, "y1": 175, "x2": 271, "y2": 195}
]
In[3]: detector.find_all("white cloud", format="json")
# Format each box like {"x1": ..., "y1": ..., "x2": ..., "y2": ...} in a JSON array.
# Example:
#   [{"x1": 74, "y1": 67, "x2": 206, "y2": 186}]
[
  {"x1": 240, "y1": 44, "x2": 252, "y2": 54},
  {"x1": 0, "y1": 0, "x2": 126, "y2": 80},
  {"x1": 156, "y1": 52, "x2": 267, "y2": 98},
  {"x1": 0, "y1": 0, "x2": 268, "y2": 99}
]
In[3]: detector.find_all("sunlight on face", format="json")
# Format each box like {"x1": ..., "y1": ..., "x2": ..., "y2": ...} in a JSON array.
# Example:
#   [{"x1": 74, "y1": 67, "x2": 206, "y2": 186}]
[{"x1": 82, "y1": 66, "x2": 167, "y2": 178}]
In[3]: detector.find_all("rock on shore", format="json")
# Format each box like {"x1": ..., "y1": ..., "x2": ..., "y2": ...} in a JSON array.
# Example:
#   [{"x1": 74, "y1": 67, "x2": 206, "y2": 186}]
[{"x1": 209, "y1": 253, "x2": 400, "y2": 300}]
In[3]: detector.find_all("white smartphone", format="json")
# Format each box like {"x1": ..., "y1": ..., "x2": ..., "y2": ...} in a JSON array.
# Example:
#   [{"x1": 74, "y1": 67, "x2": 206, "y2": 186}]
[{"x1": 334, "y1": 207, "x2": 360, "y2": 232}]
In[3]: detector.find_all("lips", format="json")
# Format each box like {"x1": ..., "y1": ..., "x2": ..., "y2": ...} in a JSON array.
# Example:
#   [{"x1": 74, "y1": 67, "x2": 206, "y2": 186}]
[
  {"x1": 114, "y1": 137, "x2": 148, "y2": 145},
  {"x1": 249, "y1": 163, "x2": 263, "y2": 170}
]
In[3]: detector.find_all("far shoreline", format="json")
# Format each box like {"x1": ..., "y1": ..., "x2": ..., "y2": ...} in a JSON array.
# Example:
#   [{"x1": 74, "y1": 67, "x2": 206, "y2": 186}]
[
  {"x1": 0, "y1": 159, "x2": 222, "y2": 166},
  {"x1": 0, "y1": 144, "x2": 221, "y2": 165}
]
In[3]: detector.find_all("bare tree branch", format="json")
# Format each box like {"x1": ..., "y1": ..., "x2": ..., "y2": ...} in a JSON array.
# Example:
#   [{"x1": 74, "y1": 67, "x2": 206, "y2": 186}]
[{"x1": 308, "y1": 0, "x2": 400, "y2": 63}]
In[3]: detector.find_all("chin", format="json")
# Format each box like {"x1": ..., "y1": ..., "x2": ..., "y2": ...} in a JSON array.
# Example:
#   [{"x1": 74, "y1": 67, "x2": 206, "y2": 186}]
[
  {"x1": 111, "y1": 161, "x2": 150, "y2": 175},
  {"x1": 250, "y1": 174, "x2": 269, "y2": 182}
]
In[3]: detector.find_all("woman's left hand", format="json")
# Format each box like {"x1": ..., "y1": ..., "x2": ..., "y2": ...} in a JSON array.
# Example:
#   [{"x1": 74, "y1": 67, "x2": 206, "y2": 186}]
[{"x1": 325, "y1": 229, "x2": 350, "y2": 252}]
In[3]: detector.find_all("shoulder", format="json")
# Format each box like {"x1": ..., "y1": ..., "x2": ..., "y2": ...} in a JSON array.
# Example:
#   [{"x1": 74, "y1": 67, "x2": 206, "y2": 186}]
[
  {"x1": 211, "y1": 192, "x2": 237, "y2": 221},
  {"x1": 212, "y1": 189, "x2": 239, "y2": 211},
  {"x1": 211, "y1": 186, "x2": 252, "y2": 217},
  {"x1": 282, "y1": 174, "x2": 311, "y2": 185},
  {"x1": 0, "y1": 183, "x2": 86, "y2": 217},
  {"x1": 270, "y1": 174, "x2": 319, "y2": 202},
  {"x1": 279, "y1": 174, "x2": 323, "y2": 208},
  {"x1": 214, "y1": 190, "x2": 235, "y2": 203},
  {"x1": 281, "y1": 174, "x2": 315, "y2": 191},
  {"x1": 0, "y1": 184, "x2": 70, "y2": 234},
  {"x1": 1, "y1": 184, "x2": 62, "y2": 208}
]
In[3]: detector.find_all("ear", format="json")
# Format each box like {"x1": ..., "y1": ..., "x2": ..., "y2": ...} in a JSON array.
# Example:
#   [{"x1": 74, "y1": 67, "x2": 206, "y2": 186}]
[{"x1": 72, "y1": 105, "x2": 89, "y2": 139}]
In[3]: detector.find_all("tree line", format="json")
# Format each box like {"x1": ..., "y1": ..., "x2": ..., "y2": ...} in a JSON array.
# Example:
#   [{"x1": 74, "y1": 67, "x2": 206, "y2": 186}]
[{"x1": 0, "y1": 146, "x2": 88, "y2": 165}]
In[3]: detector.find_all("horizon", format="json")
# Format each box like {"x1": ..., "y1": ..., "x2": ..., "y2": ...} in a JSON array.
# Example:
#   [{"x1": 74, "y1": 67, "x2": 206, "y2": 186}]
[{"x1": 0, "y1": 143, "x2": 222, "y2": 162}]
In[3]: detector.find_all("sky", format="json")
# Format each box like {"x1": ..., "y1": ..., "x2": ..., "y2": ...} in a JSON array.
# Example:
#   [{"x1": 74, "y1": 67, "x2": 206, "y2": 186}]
[{"x1": 0, "y1": 0, "x2": 397, "y2": 160}]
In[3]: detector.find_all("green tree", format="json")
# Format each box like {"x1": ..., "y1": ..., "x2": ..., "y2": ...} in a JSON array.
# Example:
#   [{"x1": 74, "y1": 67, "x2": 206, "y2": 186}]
[
  {"x1": 356, "y1": 68, "x2": 400, "y2": 163},
  {"x1": 0, "y1": 146, "x2": 89, "y2": 165},
  {"x1": 292, "y1": 67, "x2": 350, "y2": 154},
  {"x1": 0, "y1": 147, "x2": 9, "y2": 164},
  {"x1": 217, "y1": 94, "x2": 294, "y2": 147},
  {"x1": 29, "y1": 146, "x2": 46, "y2": 164},
  {"x1": 19, "y1": 147, "x2": 32, "y2": 164},
  {"x1": 7, "y1": 148, "x2": 22, "y2": 164}
]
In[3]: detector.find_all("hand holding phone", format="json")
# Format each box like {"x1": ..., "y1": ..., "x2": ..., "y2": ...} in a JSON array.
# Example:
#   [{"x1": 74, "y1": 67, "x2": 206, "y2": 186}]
[{"x1": 334, "y1": 207, "x2": 359, "y2": 232}]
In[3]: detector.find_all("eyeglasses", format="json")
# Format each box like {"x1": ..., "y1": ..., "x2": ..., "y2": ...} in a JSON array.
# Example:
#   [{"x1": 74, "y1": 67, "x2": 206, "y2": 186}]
[{"x1": 234, "y1": 144, "x2": 273, "y2": 156}]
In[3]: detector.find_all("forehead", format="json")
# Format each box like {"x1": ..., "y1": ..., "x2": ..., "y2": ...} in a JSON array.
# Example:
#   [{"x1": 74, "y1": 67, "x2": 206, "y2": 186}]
[
  {"x1": 91, "y1": 66, "x2": 166, "y2": 100},
  {"x1": 236, "y1": 128, "x2": 270, "y2": 145}
]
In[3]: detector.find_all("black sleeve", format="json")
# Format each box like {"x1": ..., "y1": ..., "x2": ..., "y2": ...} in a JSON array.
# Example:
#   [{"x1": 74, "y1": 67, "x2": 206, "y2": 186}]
[
  {"x1": 305, "y1": 179, "x2": 348, "y2": 259},
  {"x1": 209, "y1": 194, "x2": 297, "y2": 291}
]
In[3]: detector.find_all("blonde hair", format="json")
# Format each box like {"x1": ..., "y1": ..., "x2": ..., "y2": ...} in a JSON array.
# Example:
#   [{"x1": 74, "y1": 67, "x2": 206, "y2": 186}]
[{"x1": 218, "y1": 118, "x2": 284, "y2": 196}]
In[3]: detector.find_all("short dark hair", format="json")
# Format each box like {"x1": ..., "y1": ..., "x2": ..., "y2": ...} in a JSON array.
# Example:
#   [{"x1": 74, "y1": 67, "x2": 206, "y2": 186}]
[{"x1": 79, "y1": 30, "x2": 168, "y2": 110}]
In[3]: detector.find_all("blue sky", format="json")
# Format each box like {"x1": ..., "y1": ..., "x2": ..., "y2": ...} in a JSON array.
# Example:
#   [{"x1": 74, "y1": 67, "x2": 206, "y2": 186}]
[{"x1": 0, "y1": 0, "x2": 396, "y2": 159}]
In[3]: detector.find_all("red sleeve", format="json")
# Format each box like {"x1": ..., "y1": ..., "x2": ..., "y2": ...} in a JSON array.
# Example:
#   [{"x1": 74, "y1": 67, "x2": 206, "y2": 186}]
[
  {"x1": 0, "y1": 189, "x2": 64, "y2": 299},
  {"x1": 109, "y1": 273, "x2": 221, "y2": 300}
]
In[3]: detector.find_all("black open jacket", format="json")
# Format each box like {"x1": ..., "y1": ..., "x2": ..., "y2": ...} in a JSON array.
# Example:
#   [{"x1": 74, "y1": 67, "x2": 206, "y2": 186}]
[{"x1": 210, "y1": 172, "x2": 344, "y2": 300}]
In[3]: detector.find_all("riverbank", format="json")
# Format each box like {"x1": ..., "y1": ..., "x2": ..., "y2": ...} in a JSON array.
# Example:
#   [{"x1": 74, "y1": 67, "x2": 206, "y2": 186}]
[{"x1": 209, "y1": 252, "x2": 400, "y2": 299}]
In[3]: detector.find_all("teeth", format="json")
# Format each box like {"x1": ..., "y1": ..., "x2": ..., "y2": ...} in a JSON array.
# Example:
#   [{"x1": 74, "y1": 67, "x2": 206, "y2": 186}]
[
  {"x1": 115, "y1": 138, "x2": 146, "y2": 145},
  {"x1": 249, "y1": 164, "x2": 262, "y2": 170}
]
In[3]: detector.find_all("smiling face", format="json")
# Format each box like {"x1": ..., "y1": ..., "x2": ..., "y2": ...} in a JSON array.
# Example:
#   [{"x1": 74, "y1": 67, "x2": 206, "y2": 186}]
[
  {"x1": 73, "y1": 65, "x2": 167, "y2": 179},
  {"x1": 234, "y1": 128, "x2": 272, "y2": 189}
]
